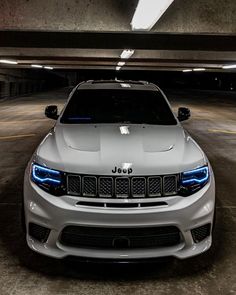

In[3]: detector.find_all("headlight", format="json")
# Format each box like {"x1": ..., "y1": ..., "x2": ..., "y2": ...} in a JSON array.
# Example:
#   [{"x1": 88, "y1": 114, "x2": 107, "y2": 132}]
[
  {"x1": 179, "y1": 165, "x2": 209, "y2": 196},
  {"x1": 31, "y1": 163, "x2": 66, "y2": 196}
]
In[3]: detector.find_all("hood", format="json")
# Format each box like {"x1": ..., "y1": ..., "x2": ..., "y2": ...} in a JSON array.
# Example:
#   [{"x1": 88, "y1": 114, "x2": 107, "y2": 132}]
[{"x1": 35, "y1": 123, "x2": 206, "y2": 175}]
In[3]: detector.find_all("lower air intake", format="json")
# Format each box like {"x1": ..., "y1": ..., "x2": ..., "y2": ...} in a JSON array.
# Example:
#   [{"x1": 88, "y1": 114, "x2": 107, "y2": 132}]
[
  {"x1": 191, "y1": 224, "x2": 211, "y2": 243},
  {"x1": 60, "y1": 226, "x2": 181, "y2": 249},
  {"x1": 28, "y1": 223, "x2": 50, "y2": 243}
]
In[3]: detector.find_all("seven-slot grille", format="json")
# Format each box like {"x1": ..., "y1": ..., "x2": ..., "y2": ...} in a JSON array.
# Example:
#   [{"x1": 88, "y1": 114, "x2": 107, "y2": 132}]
[{"x1": 67, "y1": 174, "x2": 178, "y2": 198}]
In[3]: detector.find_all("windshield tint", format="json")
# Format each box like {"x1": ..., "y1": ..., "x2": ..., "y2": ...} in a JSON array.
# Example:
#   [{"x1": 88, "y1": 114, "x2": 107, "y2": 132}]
[{"x1": 60, "y1": 89, "x2": 177, "y2": 125}]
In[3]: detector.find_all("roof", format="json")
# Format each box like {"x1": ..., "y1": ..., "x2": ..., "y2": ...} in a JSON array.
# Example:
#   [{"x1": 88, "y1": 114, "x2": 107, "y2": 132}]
[{"x1": 77, "y1": 80, "x2": 158, "y2": 91}]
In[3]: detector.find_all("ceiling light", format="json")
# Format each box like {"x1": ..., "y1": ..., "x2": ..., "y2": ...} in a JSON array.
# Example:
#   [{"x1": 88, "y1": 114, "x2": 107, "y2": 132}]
[
  {"x1": 193, "y1": 68, "x2": 206, "y2": 71},
  {"x1": 183, "y1": 69, "x2": 192, "y2": 72},
  {"x1": 44, "y1": 66, "x2": 53, "y2": 70},
  {"x1": 120, "y1": 126, "x2": 130, "y2": 135},
  {"x1": 131, "y1": 0, "x2": 174, "y2": 31},
  {"x1": 0, "y1": 59, "x2": 18, "y2": 64},
  {"x1": 31, "y1": 64, "x2": 43, "y2": 68},
  {"x1": 120, "y1": 50, "x2": 134, "y2": 59},
  {"x1": 118, "y1": 61, "x2": 125, "y2": 67},
  {"x1": 116, "y1": 66, "x2": 121, "y2": 71},
  {"x1": 121, "y1": 83, "x2": 131, "y2": 88},
  {"x1": 222, "y1": 65, "x2": 236, "y2": 69}
]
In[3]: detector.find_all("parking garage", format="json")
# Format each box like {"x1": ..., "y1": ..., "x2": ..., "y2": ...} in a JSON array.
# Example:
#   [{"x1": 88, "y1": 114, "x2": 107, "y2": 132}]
[{"x1": 1, "y1": 1, "x2": 236, "y2": 294}]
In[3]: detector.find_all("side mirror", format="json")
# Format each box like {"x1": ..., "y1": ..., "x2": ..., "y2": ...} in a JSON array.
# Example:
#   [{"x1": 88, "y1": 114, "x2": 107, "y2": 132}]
[
  {"x1": 178, "y1": 107, "x2": 191, "y2": 122},
  {"x1": 45, "y1": 105, "x2": 59, "y2": 120}
]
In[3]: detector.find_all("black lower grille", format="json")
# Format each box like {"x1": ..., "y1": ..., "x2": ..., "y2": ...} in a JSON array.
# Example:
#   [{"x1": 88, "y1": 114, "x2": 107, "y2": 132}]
[
  {"x1": 29, "y1": 223, "x2": 50, "y2": 243},
  {"x1": 60, "y1": 226, "x2": 181, "y2": 249},
  {"x1": 191, "y1": 224, "x2": 211, "y2": 243}
]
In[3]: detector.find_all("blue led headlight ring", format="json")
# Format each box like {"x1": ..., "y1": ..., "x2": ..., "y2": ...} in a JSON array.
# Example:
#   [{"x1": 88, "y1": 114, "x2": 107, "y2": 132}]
[
  {"x1": 181, "y1": 166, "x2": 209, "y2": 185},
  {"x1": 32, "y1": 164, "x2": 61, "y2": 184}
]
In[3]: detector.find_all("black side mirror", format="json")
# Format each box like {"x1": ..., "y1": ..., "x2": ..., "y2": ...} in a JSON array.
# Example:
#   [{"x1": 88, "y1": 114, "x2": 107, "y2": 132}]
[
  {"x1": 178, "y1": 107, "x2": 191, "y2": 122},
  {"x1": 45, "y1": 105, "x2": 59, "y2": 120}
]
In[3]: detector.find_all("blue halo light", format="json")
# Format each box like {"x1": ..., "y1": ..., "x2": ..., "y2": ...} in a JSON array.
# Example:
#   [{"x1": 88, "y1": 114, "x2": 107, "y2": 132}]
[
  {"x1": 181, "y1": 166, "x2": 209, "y2": 185},
  {"x1": 32, "y1": 164, "x2": 61, "y2": 184}
]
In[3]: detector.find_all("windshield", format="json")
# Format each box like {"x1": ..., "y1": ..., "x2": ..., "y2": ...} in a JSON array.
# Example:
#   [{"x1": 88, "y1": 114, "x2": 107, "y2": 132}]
[{"x1": 60, "y1": 89, "x2": 177, "y2": 125}]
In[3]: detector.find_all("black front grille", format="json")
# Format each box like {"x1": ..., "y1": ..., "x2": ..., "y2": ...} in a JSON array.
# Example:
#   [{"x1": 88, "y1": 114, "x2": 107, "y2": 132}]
[
  {"x1": 67, "y1": 175, "x2": 81, "y2": 195},
  {"x1": 116, "y1": 177, "x2": 129, "y2": 197},
  {"x1": 132, "y1": 177, "x2": 146, "y2": 197},
  {"x1": 83, "y1": 176, "x2": 97, "y2": 196},
  {"x1": 191, "y1": 224, "x2": 211, "y2": 243},
  {"x1": 60, "y1": 226, "x2": 181, "y2": 249},
  {"x1": 67, "y1": 174, "x2": 178, "y2": 198},
  {"x1": 163, "y1": 176, "x2": 177, "y2": 195},
  {"x1": 99, "y1": 177, "x2": 113, "y2": 197},
  {"x1": 148, "y1": 177, "x2": 162, "y2": 196},
  {"x1": 29, "y1": 223, "x2": 50, "y2": 243}
]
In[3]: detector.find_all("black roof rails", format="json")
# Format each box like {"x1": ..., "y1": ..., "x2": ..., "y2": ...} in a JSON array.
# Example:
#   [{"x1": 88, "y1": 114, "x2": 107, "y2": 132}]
[{"x1": 89, "y1": 79, "x2": 148, "y2": 85}]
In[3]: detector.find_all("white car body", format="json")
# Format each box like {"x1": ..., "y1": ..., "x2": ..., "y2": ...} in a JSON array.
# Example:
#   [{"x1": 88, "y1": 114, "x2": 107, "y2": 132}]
[{"x1": 23, "y1": 81, "x2": 215, "y2": 260}]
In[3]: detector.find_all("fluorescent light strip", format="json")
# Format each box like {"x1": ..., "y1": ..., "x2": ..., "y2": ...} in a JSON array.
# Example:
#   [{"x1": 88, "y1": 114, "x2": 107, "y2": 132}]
[
  {"x1": 44, "y1": 66, "x2": 53, "y2": 70},
  {"x1": 0, "y1": 59, "x2": 18, "y2": 65},
  {"x1": 131, "y1": 0, "x2": 174, "y2": 31},
  {"x1": 117, "y1": 61, "x2": 125, "y2": 67},
  {"x1": 120, "y1": 49, "x2": 134, "y2": 59},
  {"x1": 193, "y1": 68, "x2": 206, "y2": 71},
  {"x1": 222, "y1": 65, "x2": 236, "y2": 69},
  {"x1": 120, "y1": 126, "x2": 130, "y2": 135},
  {"x1": 120, "y1": 83, "x2": 131, "y2": 88},
  {"x1": 183, "y1": 69, "x2": 192, "y2": 72},
  {"x1": 31, "y1": 64, "x2": 43, "y2": 68}
]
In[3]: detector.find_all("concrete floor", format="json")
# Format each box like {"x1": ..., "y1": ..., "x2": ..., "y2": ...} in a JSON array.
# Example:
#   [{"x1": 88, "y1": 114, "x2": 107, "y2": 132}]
[{"x1": 0, "y1": 88, "x2": 236, "y2": 295}]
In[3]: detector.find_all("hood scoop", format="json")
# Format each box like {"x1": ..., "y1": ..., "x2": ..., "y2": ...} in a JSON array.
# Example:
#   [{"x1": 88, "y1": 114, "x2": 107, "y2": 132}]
[{"x1": 62, "y1": 124, "x2": 179, "y2": 153}]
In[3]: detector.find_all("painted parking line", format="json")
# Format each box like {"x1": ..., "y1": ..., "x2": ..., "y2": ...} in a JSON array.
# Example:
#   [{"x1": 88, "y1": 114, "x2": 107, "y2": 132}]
[
  {"x1": 208, "y1": 129, "x2": 236, "y2": 134},
  {"x1": 0, "y1": 118, "x2": 48, "y2": 124},
  {"x1": 216, "y1": 206, "x2": 236, "y2": 209},
  {"x1": 0, "y1": 133, "x2": 36, "y2": 140}
]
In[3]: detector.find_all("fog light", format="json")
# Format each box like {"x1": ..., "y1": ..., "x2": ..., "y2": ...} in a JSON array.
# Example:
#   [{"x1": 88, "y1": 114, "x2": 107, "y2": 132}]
[
  {"x1": 191, "y1": 224, "x2": 211, "y2": 243},
  {"x1": 28, "y1": 223, "x2": 50, "y2": 243}
]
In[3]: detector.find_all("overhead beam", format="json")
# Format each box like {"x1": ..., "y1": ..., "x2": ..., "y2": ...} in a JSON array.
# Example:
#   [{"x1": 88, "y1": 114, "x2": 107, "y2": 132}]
[
  {"x1": 0, "y1": 56, "x2": 233, "y2": 64},
  {"x1": 1, "y1": 31, "x2": 236, "y2": 51}
]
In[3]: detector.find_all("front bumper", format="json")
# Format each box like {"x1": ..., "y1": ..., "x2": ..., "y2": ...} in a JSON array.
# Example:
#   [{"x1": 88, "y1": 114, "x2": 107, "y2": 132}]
[{"x1": 23, "y1": 170, "x2": 215, "y2": 260}]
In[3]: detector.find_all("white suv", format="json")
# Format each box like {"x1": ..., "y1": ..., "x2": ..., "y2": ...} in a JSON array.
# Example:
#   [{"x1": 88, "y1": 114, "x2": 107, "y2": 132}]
[{"x1": 23, "y1": 80, "x2": 215, "y2": 260}]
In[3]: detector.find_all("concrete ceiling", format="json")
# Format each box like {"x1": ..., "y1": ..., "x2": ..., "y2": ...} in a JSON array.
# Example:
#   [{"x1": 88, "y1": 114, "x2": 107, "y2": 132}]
[
  {"x1": 1, "y1": 0, "x2": 236, "y2": 72},
  {"x1": 1, "y1": 0, "x2": 236, "y2": 33}
]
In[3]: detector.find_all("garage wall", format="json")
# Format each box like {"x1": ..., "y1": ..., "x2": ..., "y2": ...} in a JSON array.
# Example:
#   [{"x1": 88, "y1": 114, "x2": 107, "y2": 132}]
[{"x1": 0, "y1": 69, "x2": 68, "y2": 99}]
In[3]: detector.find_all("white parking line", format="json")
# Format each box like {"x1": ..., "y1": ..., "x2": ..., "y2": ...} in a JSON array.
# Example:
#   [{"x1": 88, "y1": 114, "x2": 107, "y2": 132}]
[
  {"x1": 216, "y1": 206, "x2": 236, "y2": 209},
  {"x1": 0, "y1": 119, "x2": 48, "y2": 124},
  {"x1": 208, "y1": 129, "x2": 236, "y2": 134},
  {"x1": 0, "y1": 133, "x2": 36, "y2": 140}
]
